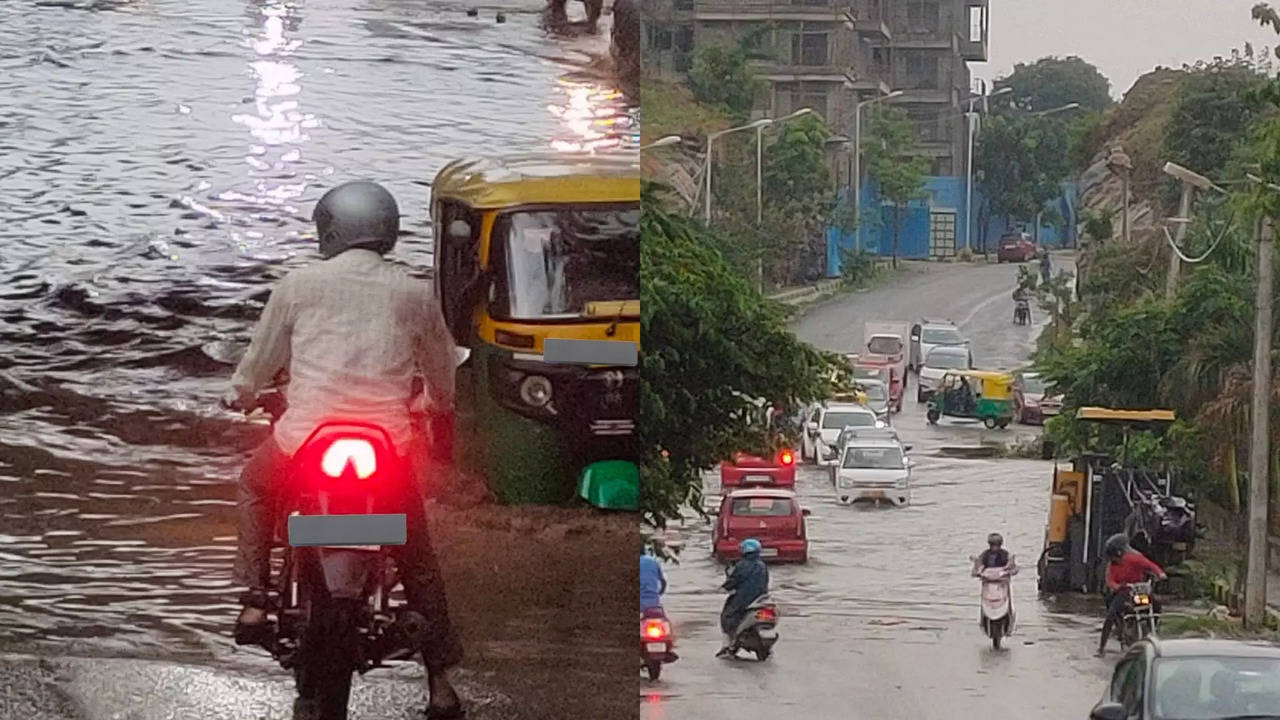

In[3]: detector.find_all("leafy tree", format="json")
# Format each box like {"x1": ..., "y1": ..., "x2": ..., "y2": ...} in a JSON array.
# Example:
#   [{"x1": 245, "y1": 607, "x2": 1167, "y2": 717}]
[
  {"x1": 974, "y1": 114, "x2": 1072, "y2": 240},
  {"x1": 640, "y1": 183, "x2": 842, "y2": 527},
  {"x1": 864, "y1": 105, "x2": 928, "y2": 268},
  {"x1": 993, "y1": 55, "x2": 1113, "y2": 114},
  {"x1": 687, "y1": 40, "x2": 766, "y2": 122}
]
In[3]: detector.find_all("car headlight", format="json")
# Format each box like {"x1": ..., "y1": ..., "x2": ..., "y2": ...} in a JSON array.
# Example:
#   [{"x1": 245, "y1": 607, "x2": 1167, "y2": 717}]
[
  {"x1": 519, "y1": 375, "x2": 553, "y2": 407},
  {"x1": 895, "y1": 478, "x2": 908, "y2": 488},
  {"x1": 838, "y1": 478, "x2": 854, "y2": 488},
  {"x1": 875, "y1": 420, "x2": 886, "y2": 428}
]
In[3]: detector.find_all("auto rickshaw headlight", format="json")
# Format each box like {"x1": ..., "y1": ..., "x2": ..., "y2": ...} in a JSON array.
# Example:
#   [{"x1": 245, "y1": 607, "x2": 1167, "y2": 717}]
[{"x1": 520, "y1": 375, "x2": 553, "y2": 407}]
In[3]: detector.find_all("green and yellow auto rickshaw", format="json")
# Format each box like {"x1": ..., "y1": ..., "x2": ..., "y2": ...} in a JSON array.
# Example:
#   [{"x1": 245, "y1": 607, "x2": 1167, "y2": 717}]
[
  {"x1": 431, "y1": 153, "x2": 639, "y2": 510},
  {"x1": 926, "y1": 370, "x2": 1016, "y2": 429}
]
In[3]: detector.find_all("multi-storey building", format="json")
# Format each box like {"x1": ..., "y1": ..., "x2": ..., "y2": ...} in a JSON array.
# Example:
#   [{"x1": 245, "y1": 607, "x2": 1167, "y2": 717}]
[{"x1": 643, "y1": 0, "x2": 990, "y2": 182}]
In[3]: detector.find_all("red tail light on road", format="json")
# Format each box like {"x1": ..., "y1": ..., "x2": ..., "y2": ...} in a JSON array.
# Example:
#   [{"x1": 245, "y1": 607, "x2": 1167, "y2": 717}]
[
  {"x1": 321, "y1": 438, "x2": 378, "y2": 480},
  {"x1": 756, "y1": 607, "x2": 777, "y2": 622},
  {"x1": 642, "y1": 619, "x2": 670, "y2": 640},
  {"x1": 778, "y1": 449, "x2": 794, "y2": 466}
]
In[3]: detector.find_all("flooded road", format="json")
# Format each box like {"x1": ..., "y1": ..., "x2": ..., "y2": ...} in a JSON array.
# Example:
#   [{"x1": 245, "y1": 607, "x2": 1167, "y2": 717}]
[
  {"x1": 644, "y1": 257, "x2": 1117, "y2": 720},
  {"x1": 0, "y1": 0, "x2": 635, "y2": 716}
]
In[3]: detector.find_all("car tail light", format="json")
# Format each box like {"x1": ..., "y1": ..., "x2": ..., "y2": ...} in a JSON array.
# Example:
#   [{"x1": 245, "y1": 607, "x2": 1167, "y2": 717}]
[
  {"x1": 778, "y1": 449, "x2": 794, "y2": 466},
  {"x1": 320, "y1": 438, "x2": 378, "y2": 480},
  {"x1": 642, "y1": 618, "x2": 670, "y2": 640},
  {"x1": 756, "y1": 607, "x2": 777, "y2": 622}
]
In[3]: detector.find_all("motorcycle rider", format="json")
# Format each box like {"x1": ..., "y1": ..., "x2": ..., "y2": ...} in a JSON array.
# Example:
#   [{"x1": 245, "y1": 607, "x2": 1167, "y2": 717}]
[
  {"x1": 1039, "y1": 251, "x2": 1052, "y2": 283},
  {"x1": 1098, "y1": 533, "x2": 1167, "y2": 655},
  {"x1": 1011, "y1": 286, "x2": 1030, "y2": 324},
  {"x1": 640, "y1": 548, "x2": 667, "y2": 613},
  {"x1": 223, "y1": 180, "x2": 465, "y2": 718},
  {"x1": 717, "y1": 538, "x2": 770, "y2": 659},
  {"x1": 974, "y1": 532, "x2": 1012, "y2": 571}
]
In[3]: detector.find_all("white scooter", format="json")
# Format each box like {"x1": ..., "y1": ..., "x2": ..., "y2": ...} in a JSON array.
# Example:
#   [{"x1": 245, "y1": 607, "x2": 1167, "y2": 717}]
[
  {"x1": 726, "y1": 595, "x2": 779, "y2": 661},
  {"x1": 971, "y1": 554, "x2": 1017, "y2": 649}
]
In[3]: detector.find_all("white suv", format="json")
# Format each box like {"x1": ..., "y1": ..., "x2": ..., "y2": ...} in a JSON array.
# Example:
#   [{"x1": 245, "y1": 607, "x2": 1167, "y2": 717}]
[
  {"x1": 833, "y1": 438, "x2": 913, "y2": 506},
  {"x1": 802, "y1": 403, "x2": 883, "y2": 465},
  {"x1": 909, "y1": 319, "x2": 967, "y2": 372}
]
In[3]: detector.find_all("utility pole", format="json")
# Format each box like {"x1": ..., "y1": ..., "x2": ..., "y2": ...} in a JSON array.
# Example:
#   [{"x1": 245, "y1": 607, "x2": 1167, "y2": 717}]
[
  {"x1": 1167, "y1": 183, "x2": 1192, "y2": 300},
  {"x1": 1107, "y1": 145, "x2": 1133, "y2": 245},
  {"x1": 1245, "y1": 215, "x2": 1275, "y2": 629}
]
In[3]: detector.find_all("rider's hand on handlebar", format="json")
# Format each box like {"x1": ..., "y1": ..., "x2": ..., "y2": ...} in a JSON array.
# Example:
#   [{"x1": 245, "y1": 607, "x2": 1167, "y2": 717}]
[{"x1": 220, "y1": 389, "x2": 247, "y2": 413}]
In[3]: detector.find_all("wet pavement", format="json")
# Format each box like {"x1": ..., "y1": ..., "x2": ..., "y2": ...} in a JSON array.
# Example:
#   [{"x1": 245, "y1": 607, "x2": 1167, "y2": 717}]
[
  {"x1": 643, "y1": 257, "x2": 1119, "y2": 720},
  {"x1": 0, "y1": 0, "x2": 634, "y2": 716}
]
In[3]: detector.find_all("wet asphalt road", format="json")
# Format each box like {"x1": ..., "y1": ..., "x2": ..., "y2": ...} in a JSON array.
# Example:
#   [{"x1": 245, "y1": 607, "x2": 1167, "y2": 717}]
[
  {"x1": 0, "y1": 0, "x2": 632, "y2": 717},
  {"x1": 643, "y1": 256, "x2": 1119, "y2": 720}
]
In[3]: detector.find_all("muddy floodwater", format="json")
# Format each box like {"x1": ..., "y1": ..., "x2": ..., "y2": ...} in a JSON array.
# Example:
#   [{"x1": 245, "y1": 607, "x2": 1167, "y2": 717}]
[{"x1": 0, "y1": 0, "x2": 634, "y2": 660}]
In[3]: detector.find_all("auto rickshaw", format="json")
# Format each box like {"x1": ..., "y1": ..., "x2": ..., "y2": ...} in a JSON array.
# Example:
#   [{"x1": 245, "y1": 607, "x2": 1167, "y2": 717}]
[
  {"x1": 431, "y1": 153, "x2": 639, "y2": 510},
  {"x1": 925, "y1": 370, "x2": 1015, "y2": 429}
]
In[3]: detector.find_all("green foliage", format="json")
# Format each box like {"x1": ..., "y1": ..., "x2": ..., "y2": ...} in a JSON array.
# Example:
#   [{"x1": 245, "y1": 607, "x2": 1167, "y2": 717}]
[
  {"x1": 640, "y1": 183, "x2": 842, "y2": 527},
  {"x1": 687, "y1": 40, "x2": 767, "y2": 122},
  {"x1": 838, "y1": 247, "x2": 876, "y2": 286},
  {"x1": 1080, "y1": 207, "x2": 1115, "y2": 245},
  {"x1": 994, "y1": 56, "x2": 1114, "y2": 114},
  {"x1": 864, "y1": 105, "x2": 928, "y2": 265},
  {"x1": 974, "y1": 113, "x2": 1072, "y2": 227}
]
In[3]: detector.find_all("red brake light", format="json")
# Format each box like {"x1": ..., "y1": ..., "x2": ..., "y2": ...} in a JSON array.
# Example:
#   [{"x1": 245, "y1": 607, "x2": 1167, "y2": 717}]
[
  {"x1": 642, "y1": 619, "x2": 669, "y2": 640},
  {"x1": 756, "y1": 607, "x2": 776, "y2": 622},
  {"x1": 779, "y1": 449, "x2": 794, "y2": 466},
  {"x1": 321, "y1": 438, "x2": 378, "y2": 480}
]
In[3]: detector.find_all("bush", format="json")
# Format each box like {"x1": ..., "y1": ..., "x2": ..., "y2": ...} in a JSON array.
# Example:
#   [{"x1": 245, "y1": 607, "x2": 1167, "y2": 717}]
[{"x1": 838, "y1": 247, "x2": 876, "y2": 286}]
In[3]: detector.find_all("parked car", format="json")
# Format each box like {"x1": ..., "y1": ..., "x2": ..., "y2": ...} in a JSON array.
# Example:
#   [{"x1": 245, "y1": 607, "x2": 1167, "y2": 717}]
[
  {"x1": 712, "y1": 489, "x2": 810, "y2": 564},
  {"x1": 916, "y1": 345, "x2": 974, "y2": 403},
  {"x1": 997, "y1": 232, "x2": 1036, "y2": 263},
  {"x1": 1089, "y1": 637, "x2": 1280, "y2": 720},
  {"x1": 802, "y1": 402, "x2": 883, "y2": 464},
  {"x1": 909, "y1": 318, "x2": 967, "y2": 372},
  {"x1": 833, "y1": 437, "x2": 914, "y2": 506},
  {"x1": 721, "y1": 448, "x2": 797, "y2": 490},
  {"x1": 1013, "y1": 370, "x2": 1062, "y2": 425}
]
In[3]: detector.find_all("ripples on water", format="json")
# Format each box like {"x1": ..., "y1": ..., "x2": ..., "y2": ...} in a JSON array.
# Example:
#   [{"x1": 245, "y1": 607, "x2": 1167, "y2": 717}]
[{"x1": 0, "y1": 0, "x2": 636, "y2": 658}]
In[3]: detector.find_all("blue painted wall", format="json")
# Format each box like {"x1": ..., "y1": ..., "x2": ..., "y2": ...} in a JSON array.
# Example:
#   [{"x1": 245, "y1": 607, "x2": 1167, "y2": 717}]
[{"x1": 826, "y1": 177, "x2": 1079, "y2": 277}]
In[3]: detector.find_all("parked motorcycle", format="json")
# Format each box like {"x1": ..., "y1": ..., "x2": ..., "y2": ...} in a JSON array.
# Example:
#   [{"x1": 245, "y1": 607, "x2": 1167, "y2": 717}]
[
  {"x1": 1014, "y1": 299, "x2": 1030, "y2": 325},
  {"x1": 726, "y1": 595, "x2": 779, "y2": 661},
  {"x1": 640, "y1": 607, "x2": 677, "y2": 681},
  {"x1": 1119, "y1": 580, "x2": 1159, "y2": 647},
  {"x1": 243, "y1": 391, "x2": 435, "y2": 720},
  {"x1": 971, "y1": 555, "x2": 1017, "y2": 650}
]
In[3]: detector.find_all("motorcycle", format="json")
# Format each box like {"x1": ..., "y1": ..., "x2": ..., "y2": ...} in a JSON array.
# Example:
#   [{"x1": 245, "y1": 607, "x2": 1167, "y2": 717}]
[
  {"x1": 971, "y1": 555, "x2": 1017, "y2": 650},
  {"x1": 1014, "y1": 299, "x2": 1030, "y2": 325},
  {"x1": 242, "y1": 391, "x2": 437, "y2": 720},
  {"x1": 1119, "y1": 580, "x2": 1159, "y2": 647},
  {"x1": 640, "y1": 607, "x2": 677, "y2": 681},
  {"x1": 726, "y1": 595, "x2": 779, "y2": 661}
]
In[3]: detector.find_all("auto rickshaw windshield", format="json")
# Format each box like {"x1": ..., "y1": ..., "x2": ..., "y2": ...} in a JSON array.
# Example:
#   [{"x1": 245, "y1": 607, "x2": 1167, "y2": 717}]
[{"x1": 490, "y1": 205, "x2": 639, "y2": 321}]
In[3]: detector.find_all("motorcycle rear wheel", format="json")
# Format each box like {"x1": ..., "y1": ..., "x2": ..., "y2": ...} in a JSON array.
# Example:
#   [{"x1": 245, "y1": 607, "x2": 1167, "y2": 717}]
[
  {"x1": 293, "y1": 594, "x2": 361, "y2": 720},
  {"x1": 645, "y1": 661, "x2": 662, "y2": 681},
  {"x1": 990, "y1": 617, "x2": 1005, "y2": 650},
  {"x1": 754, "y1": 647, "x2": 771, "y2": 662}
]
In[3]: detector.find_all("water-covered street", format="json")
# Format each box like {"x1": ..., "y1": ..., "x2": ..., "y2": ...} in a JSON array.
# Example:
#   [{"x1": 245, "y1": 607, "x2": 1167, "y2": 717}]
[
  {"x1": 644, "y1": 257, "x2": 1118, "y2": 720},
  {"x1": 0, "y1": 0, "x2": 634, "y2": 716}
]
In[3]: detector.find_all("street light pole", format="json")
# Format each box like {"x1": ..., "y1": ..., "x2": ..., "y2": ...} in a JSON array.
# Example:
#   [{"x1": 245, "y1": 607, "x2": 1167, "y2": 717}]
[
  {"x1": 703, "y1": 119, "x2": 772, "y2": 225},
  {"x1": 1246, "y1": 215, "x2": 1275, "y2": 628},
  {"x1": 964, "y1": 85, "x2": 1012, "y2": 254},
  {"x1": 853, "y1": 90, "x2": 903, "y2": 252}
]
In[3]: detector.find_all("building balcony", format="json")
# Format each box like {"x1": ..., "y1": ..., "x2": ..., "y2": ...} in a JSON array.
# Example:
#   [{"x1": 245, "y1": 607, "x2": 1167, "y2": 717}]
[
  {"x1": 691, "y1": 1, "x2": 852, "y2": 23},
  {"x1": 757, "y1": 62, "x2": 849, "y2": 83},
  {"x1": 850, "y1": 0, "x2": 890, "y2": 40},
  {"x1": 960, "y1": 0, "x2": 989, "y2": 61},
  {"x1": 843, "y1": 71, "x2": 891, "y2": 97}
]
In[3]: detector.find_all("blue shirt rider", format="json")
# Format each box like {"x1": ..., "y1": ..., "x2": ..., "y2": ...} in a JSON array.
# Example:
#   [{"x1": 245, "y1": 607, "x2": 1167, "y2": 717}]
[
  {"x1": 718, "y1": 538, "x2": 770, "y2": 658},
  {"x1": 640, "y1": 553, "x2": 666, "y2": 612}
]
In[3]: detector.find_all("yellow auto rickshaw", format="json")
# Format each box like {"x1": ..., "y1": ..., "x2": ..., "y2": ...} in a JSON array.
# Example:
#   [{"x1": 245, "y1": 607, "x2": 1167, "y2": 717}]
[
  {"x1": 926, "y1": 369, "x2": 1015, "y2": 429},
  {"x1": 431, "y1": 152, "x2": 639, "y2": 509}
]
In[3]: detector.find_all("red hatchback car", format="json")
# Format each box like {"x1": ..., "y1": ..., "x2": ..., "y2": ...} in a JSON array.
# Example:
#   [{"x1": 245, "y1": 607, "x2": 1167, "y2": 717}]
[
  {"x1": 996, "y1": 232, "x2": 1036, "y2": 263},
  {"x1": 720, "y1": 448, "x2": 797, "y2": 490},
  {"x1": 713, "y1": 489, "x2": 809, "y2": 564}
]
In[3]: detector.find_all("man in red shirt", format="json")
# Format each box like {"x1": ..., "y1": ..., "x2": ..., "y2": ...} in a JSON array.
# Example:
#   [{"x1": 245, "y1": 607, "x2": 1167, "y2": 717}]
[{"x1": 1099, "y1": 533, "x2": 1167, "y2": 655}]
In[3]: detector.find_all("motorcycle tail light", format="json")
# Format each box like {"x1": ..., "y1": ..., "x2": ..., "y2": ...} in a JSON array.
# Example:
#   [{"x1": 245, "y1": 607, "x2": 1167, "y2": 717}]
[
  {"x1": 321, "y1": 438, "x2": 378, "y2": 480},
  {"x1": 642, "y1": 619, "x2": 670, "y2": 640},
  {"x1": 778, "y1": 449, "x2": 794, "y2": 466},
  {"x1": 756, "y1": 607, "x2": 777, "y2": 622},
  {"x1": 1133, "y1": 594, "x2": 1151, "y2": 606}
]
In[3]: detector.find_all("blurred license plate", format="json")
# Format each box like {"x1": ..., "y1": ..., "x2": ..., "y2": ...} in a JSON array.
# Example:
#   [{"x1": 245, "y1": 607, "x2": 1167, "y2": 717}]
[
  {"x1": 865, "y1": 491, "x2": 886, "y2": 499},
  {"x1": 744, "y1": 475, "x2": 772, "y2": 484},
  {"x1": 1172, "y1": 542, "x2": 1187, "y2": 551},
  {"x1": 760, "y1": 548, "x2": 779, "y2": 557},
  {"x1": 645, "y1": 642, "x2": 667, "y2": 653}
]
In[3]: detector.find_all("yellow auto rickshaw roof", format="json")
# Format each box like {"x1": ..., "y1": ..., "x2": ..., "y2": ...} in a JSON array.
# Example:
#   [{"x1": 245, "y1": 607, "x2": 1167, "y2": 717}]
[
  {"x1": 431, "y1": 152, "x2": 639, "y2": 209},
  {"x1": 1075, "y1": 407, "x2": 1176, "y2": 424},
  {"x1": 950, "y1": 369, "x2": 1014, "y2": 382}
]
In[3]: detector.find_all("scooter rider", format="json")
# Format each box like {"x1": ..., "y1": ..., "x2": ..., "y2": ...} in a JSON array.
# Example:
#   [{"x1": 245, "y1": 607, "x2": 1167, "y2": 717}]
[
  {"x1": 974, "y1": 532, "x2": 1012, "y2": 572},
  {"x1": 1098, "y1": 533, "x2": 1167, "y2": 655},
  {"x1": 223, "y1": 180, "x2": 466, "y2": 718},
  {"x1": 717, "y1": 538, "x2": 770, "y2": 658}
]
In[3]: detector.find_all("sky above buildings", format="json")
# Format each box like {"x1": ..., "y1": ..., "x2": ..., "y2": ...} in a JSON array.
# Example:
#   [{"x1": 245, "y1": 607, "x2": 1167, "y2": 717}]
[{"x1": 971, "y1": 0, "x2": 1279, "y2": 98}]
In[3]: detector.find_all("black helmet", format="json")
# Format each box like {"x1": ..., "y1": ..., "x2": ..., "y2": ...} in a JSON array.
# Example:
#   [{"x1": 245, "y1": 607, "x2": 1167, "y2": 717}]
[
  {"x1": 312, "y1": 181, "x2": 400, "y2": 259},
  {"x1": 987, "y1": 533, "x2": 1003, "y2": 547},
  {"x1": 1104, "y1": 533, "x2": 1130, "y2": 559}
]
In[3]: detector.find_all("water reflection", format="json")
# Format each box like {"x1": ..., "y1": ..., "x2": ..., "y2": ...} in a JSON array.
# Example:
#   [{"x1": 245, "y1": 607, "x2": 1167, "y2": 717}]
[{"x1": 547, "y1": 78, "x2": 636, "y2": 153}]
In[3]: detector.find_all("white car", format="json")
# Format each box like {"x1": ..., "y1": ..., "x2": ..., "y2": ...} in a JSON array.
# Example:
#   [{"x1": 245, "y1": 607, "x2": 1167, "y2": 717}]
[
  {"x1": 834, "y1": 438, "x2": 914, "y2": 506},
  {"x1": 909, "y1": 319, "x2": 967, "y2": 371},
  {"x1": 917, "y1": 345, "x2": 974, "y2": 403},
  {"x1": 802, "y1": 403, "x2": 883, "y2": 465}
]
